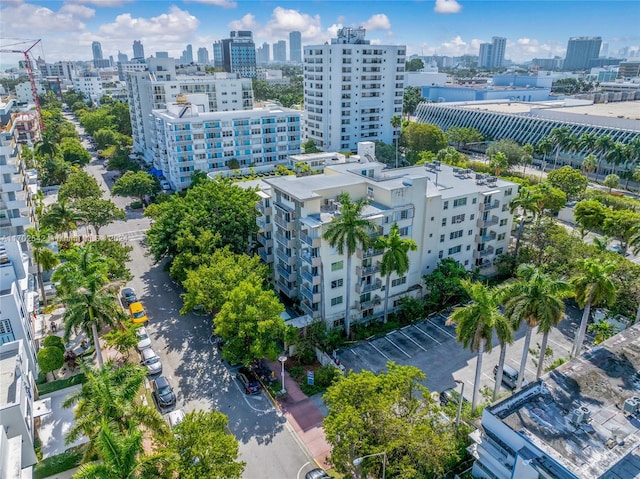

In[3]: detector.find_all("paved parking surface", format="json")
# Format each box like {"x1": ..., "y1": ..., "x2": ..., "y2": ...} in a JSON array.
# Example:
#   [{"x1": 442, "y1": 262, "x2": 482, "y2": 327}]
[{"x1": 337, "y1": 309, "x2": 587, "y2": 401}]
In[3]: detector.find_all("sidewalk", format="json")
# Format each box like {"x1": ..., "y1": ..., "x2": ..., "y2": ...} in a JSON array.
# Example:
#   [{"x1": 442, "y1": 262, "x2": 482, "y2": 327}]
[{"x1": 266, "y1": 360, "x2": 332, "y2": 468}]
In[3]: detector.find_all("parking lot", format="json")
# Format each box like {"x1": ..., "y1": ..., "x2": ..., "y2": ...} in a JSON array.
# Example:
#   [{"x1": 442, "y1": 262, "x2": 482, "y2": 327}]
[{"x1": 336, "y1": 308, "x2": 587, "y2": 400}]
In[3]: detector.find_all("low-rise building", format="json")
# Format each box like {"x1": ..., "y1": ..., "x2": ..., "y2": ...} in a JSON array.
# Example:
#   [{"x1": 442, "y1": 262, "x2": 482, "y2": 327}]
[{"x1": 470, "y1": 323, "x2": 640, "y2": 479}]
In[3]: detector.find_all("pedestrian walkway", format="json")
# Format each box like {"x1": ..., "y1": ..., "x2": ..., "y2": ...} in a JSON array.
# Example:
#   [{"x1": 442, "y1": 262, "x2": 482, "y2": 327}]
[{"x1": 266, "y1": 360, "x2": 333, "y2": 468}]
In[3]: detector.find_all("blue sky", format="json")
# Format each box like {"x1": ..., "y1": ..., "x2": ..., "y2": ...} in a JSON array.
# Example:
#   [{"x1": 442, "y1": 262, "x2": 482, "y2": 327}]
[{"x1": 1, "y1": 0, "x2": 638, "y2": 65}]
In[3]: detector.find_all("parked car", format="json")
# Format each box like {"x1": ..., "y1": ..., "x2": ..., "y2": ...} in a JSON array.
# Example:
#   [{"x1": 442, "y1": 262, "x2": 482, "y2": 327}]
[
  {"x1": 493, "y1": 364, "x2": 528, "y2": 390},
  {"x1": 167, "y1": 409, "x2": 186, "y2": 430},
  {"x1": 160, "y1": 180, "x2": 171, "y2": 191},
  {"x1": 129, "y1": 301, "x2": 148, "y2": 324},
  {"x1": 136, "y1": 326, "x2": 151, "y2": 352},
  {"x1": 121, "y1": 287, "x2": 137, "y2": 306},
  {"x1": 305, "y1": 468, "x2": 334, "y2": 479},
  {"x1": 439, "y1": 387, "x2": 467, "y2": 407},
  {"x1": 152, "y1": 375, "x2": 176, "y2": 408},
  {"x1": 141, "y1": 348, "x2": 162, "y2": 375},
  {"x1": 236, "y1": 367, "x2": 262, "y2": 395}
]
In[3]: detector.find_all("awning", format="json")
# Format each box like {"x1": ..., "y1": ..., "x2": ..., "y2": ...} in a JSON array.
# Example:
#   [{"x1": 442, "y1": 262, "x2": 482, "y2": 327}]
[{"x1": 149, "y1": 168, "x2": 163, "y2": 177}]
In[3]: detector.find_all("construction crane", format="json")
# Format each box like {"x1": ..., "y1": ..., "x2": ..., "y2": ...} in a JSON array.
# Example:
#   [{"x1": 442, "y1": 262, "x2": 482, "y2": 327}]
[{"x1": 0, "y1": 39, "x2": 45, "y2": 130}]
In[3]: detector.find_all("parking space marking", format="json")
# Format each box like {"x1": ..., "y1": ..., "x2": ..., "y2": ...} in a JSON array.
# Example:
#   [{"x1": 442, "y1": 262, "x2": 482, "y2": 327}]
[
  {"x1": 398, "y1": 328, "x2": 428, "y2": 352},
  {"x1": 428, "y1": 318, "x2": 457, "y2": 339},
  {"x1": 368, "y1": 341, "x2": 392, "y2": 361},
  {"x1": 348, "y1": 347, "x2": 378, "y2": 371},
  {"x1": 385, "y1": 334, "x2": 411, "y2": 358},
  {"x1": 410, "y1": 323, "x2": 441, "y2": 344}
]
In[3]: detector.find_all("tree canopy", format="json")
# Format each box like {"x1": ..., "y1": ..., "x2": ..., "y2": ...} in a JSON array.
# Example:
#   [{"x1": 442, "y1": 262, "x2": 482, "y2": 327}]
[
  {"x1": 401, "y1": 123, "x2": 448, "y2": 163},
  {"x1": 546, "y1": 166, "x2": 588, "y2": 200},
  {"x1": 58, "y1": 169, "x2": 103, "y2": 201},
  {"x1": 112, "y1": 171, "x2": 158, "y2": 204}
]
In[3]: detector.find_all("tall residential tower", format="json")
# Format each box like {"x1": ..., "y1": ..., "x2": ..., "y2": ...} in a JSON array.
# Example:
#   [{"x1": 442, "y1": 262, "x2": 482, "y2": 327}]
[
  {"x1": 289, "y1": 31, "x2": 302, "y2": 63},
  {"x1": 563, "y1": 36, "x2": 602, "y2": 71}
]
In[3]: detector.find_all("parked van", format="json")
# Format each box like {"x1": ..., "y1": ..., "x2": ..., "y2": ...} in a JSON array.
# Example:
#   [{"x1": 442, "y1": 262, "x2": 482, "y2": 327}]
[{"x1": 493, "y1": 364, "x2": 525, "y2": 390}]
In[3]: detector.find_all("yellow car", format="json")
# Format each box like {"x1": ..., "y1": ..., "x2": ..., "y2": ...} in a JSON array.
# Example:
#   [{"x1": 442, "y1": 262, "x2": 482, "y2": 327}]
[{"x1": 129, "y1": 301, "x2": 148, "y2": 324}]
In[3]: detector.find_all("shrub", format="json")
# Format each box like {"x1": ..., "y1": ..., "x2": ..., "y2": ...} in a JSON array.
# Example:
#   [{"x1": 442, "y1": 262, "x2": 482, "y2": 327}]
[{"x1": 43, "y1": 335, "x2": 65, "y2": 353}]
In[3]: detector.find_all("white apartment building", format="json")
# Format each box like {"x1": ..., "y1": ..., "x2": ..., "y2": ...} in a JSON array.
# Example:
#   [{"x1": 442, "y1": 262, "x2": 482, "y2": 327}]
[
  {"x1": 150, "y1": 97, "x2": 301, "y2": 190},
  {"x1": 0, "y1": 340, "x2": 38, "y2": 478},
  {"x1": 126, "y1": 57, "x2": 254, "y2": 163},
  {"x1": 303, "y1": 27, "x2": 405, "y2": 152},
  {"x1": 14, "y1": 82, "x2": 46, "y2": 105},
  {"x1": 72, "y1": 74, "x2": 104, "y2": 103},
  {"x1": 253, "y1": 154, "x2": 517, "y2": 329}
]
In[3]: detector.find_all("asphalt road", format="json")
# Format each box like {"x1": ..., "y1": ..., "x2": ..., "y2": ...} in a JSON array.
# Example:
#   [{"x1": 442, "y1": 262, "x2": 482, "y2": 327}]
[{"x1": 65, "y1": 112, "x2": 318, "y2": 479}]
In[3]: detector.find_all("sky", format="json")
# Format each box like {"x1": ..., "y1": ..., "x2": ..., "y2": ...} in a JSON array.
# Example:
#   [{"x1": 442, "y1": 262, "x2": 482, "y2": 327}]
[{"x1": 1, "y1": 0, "x2": 639, "y2": 66}]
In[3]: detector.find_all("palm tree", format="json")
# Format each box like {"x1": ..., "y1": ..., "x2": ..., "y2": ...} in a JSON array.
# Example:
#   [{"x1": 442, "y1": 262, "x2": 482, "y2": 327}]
[
  {"x1": 579, "y1": 132, "x2": 598, "y2": 158},
  {"x1": 390, "y1": 115, "x2": 402, "y2": 168},
  {"x1": 594, "y1": 135, "x2": 615, "y2": 179},
  {"x1": 509, "y1": 187, "x2": 542, "y2": 258},
  {"x1": 446, "y1": 280, "x2": 507, "y2": 413},
  {"x1": 498, "y1": 265, "x2": 573, "y2": 387},
  {"x1": 42, "y1": 199, "x2": 83, "y2": 238},
  {"x1": 323, "y1": 193, "x2": 376, "y2": 337},
  {"x1": 375, "y1": 223, "x2": 417, "y2": 323},
  {"x1": 536, "y1": 137, "x2": 554, "y2": 176},
  {"x1": 64, "y1": 362, "x2": 166, "y2": 453},
  {"x1": 492, "y1": 313, "x2": 513, "y2": 401},
  {"x1": 73, "y1": 418, "x2": 169, "y2": 479},
  {"x1": 35, "y1": 130, "x2": 59, "y2": 162},
  {"x1": 581, "y1": 154, "x2": 598, "y2": 179},
  {"x1": 605, "y1": 142, "x2": 626, "y2": 177},
  {"x1": 570, "y1": 259, "x2": 617, "y2": 358},
  {"x1": 26, "y1": 227, "x2": 59, "y2": 309},
  {"x1": 548, "y1": 127, "x2": 572, "y2": 170},
  {"x1": 521, "y1": 143, "x2": 534, "y2": 177}
]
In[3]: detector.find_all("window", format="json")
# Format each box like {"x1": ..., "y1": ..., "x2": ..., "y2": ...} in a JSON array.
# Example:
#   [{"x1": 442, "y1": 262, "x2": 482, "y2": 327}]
[
  {"x1": 470, "y1": 214, "x2": 475, "y2": 220},
  {"x1": 448, "y1": 245, "x2": 462, "y2": 255},
  {"x1": 453, "y1": 198, "x2": 467, "y2": 207},
  {"x1": 496, "y1": 247, "x2": 504, "y2": 255},
  {"x1": 464, "y1": 260, "x2": 469, "y2": 266},
  {"x1": 450, "y1": 230, "x2": 463, "y2": 240},
  {"x1": 331, "y1": 296, "x2": 343, "y2": 306},
  {"x1": 443, "y1": 201, "x2": 449, "y2": 210},
  {"x1": 391, "y1": 276, "x2": 407, "y2": 287},
  {"x1": 441, "y1": 218, "x2": 447, "y2": 227},
  {"x1": 333, "y1": 318, "x2": 344, "y2": 328},
  {"x1": 500, "y1": 218, "x2": 508, "y2": 226},
  {"x1": 505, "y1": 188, "x2": 513, "y2": 196},
  {"x1": 466, "y1": 245, "x2": 471, "y2": 251},
  {"x1": 440, "y1": 234, "x2": 445, "y2": 243},
  {"x1": 331, "y1": 261, "x2": 343, "y2": 271},
  {"x1": 400, "y1": 209, "x2": 410, "y2": 220},
  {"x1": 468, "y1": 230, "x2": 473, "y2": 236},
  {"x1": 452, "y1": 214, "x2": 465, "y2": 224},
  {"x1": 472, "y1": 198, "x2": 477, "y2": 204},
  {"x1": 399, "y1": 226, "x2": 409, "y2": 236},
  {"x1": 498, "y1": 233, "x2": 506, "y2": 241},
  {"x1": 438, "y1": 250, "x2": 444, "y2": 259},
  {"x1": 331, "y1": 279, "x2": 344, "y2": 289}
]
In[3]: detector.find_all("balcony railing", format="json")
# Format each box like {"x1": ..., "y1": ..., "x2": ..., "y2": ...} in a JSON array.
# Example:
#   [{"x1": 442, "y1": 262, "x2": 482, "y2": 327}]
[
  {"x1": 301, "y1": 252, "x2": 321, "y2": 267},
  {"x1": 275, "y1": 231, "x2": 295, "y2": 248},
  {"x1": 356, "y1": 262, "x2": 380, "y2": 276},
  {"x1": 480, "y1": 200, "x2": 501, "y2": 212},
  {"x1": 276, "y1": 265, "x2": 294, "y2": 281},
  {"x1": 258, "y1": 247, "x2": 273, "y2": 263},
  {"x1": 299, "y1": 233, "x2": 321, "y2": 248},
  {"x1": 475, "y1": 231, "x2": 497, "y2": 243},
  {"x1": 357, "y1": 247, "x2": 384, "y2": 259},
  {"x1": 477, "y1": 216, "x2": 499, "y2": 228},
  {"x1": 301, "y1": 285, "x2": 321, "y2": 303},
  {"x1": 356, "y1": 279, "x2": 382, "y2": 294}
]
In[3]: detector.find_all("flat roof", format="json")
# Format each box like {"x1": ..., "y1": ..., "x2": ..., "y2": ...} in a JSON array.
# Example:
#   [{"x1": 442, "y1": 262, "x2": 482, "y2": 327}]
[
  {"x1": 0, "y1": 347, "x2": 19, "y2": 408},
  {"x1": 488, "y1": 323, "x2": 640, "y2": 479}
]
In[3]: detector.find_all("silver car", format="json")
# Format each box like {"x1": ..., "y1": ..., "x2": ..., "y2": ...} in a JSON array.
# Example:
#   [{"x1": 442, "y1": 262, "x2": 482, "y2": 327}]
[
  {"x1": 141, "y1": 347, "x2": 162, "y2": 375},
  {"x1": 136, "y1": 326, "x2": 151, "y2": 352}
]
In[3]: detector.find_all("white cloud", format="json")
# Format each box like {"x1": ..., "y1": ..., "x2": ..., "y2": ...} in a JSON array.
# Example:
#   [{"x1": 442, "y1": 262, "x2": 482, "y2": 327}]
[
  {"x1": 362, "y1": 14, "x2": 391, "y2": 31},
  {"x1": 228, "y1": 13, "x2": 258, "y2": 31},
  {"x1": 262, "y1": 7, "x2": 323, "y2": 41},
  {"x1": 59, "y1": 3, "x2": 95, "y2": 19},
  {"x1": 185, "y1": 0, "x2": 237, "y2": 9},
  {"x1": 434, "y1": 0, "x2": 463, "y2": 14},
  {"x1": 97, "y1": 6, "x2": 199, "y2": 39},
  {"x1": 68, "y1": 0, "x2": 133, "y2": 7},
  {"x1": 0, "y1": 0, "x2": 92, "y2": 36}
]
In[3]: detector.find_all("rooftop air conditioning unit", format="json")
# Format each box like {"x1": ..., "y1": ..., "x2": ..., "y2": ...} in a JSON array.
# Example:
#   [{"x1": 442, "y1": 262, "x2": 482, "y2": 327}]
[
  {"x1": 624, "y1": 398, "x2": 640, "y2": 415},
  {"x1": 569, "y1": 406, "x2": 590, "y2": 425}
]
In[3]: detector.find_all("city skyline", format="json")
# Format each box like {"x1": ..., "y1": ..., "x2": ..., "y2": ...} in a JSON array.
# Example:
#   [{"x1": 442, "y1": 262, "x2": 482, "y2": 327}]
[{"x1": 0, "y1": 0, "x2": 639, "y2": 66}]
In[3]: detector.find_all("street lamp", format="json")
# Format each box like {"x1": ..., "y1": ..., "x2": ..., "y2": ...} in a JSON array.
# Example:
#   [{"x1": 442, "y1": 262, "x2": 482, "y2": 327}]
[
  {"x1": 353, "y1": 451, "x2": 387, "y2": 479},
  {"x1": 455, "y1": 379, "x2": 465, "y2": 431},
  {"x1": 278, "y1": 354, "x2": 287, "y2": 394}
]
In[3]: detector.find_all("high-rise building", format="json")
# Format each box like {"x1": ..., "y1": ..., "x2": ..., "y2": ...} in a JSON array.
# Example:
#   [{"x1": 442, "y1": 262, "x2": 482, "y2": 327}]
[
  {"x1": 256, "y1": 42, "x2": 270, "y2": 64},
  {"x1": 197, "y1": 47, "x2": 210, "y2": 65},
  {"x1": 289, "y1": 31, "x2": 302, "y2": 63},
  {"x1": 125, "y1": 57, "x2": 254, "y2": 160},
  {"x1": 212, "y1": 31, "x2": 256, "y2": 78},
  {"x1": 156, "y1": 51, "x2": 169, "y2": 59},
  {"x1": 133, "y1": 40, "x2": 145, "y2": 59},
  {"x1": 181, "y1": 44, "x2": 194, "y2": 64},
  {"x1": 478, "y1": 36, "x2": 506, "y2": 69},
  {"x1": 273, "y1": 40, "x2": 287, "y2": 63},
  {"x1": 92, "y1": 41, "x2": 103, "y2": 61},
  {"x1": 117, "y1": 51, "x2": 128, "y2": 64},
  {"x1": 563, "y1": 36, "x2": 602, "y2": 71},
  {"x1": 303, "y1": 27, "x2": 405, "y2": 152}
]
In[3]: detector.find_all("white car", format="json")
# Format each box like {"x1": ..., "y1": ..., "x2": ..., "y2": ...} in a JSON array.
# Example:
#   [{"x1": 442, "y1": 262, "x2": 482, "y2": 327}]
[
  {"x1": 141, "y1": 347, "x2": 163, "y2": 376},
  {"x1": 167, "y1": 409, "x2": 186, "y2": 430},
  {"x1": 136, "y1": 326, "x2": 151, "y2": 351},
  {"x1": 160, "y1": 180, "x2": 171, "y2": 191}
]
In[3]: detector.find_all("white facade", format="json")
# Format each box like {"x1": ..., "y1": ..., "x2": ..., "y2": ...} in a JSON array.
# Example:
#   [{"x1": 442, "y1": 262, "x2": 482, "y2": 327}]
[
  {"x1": 126, "y1": 56, "x2": 254, "y2": 162},
  {"x1": 151, "y1": 100, "x2": 301, "y2": 190},
  {"x1": 303, "y1": 27, "x2": 406, "y2": 152},
  {"x1": 254, "y1": 158, "x2": 517, "y2": 329},
  {"x1": 14, "y1": 82, "x2": 46, "y2": 104},
  {"x1": 405, "y1": 71, "x2": 450, "y2": 88},
  {"x1": 72, "y1": 75, "x2": 104, "y2": 102}
]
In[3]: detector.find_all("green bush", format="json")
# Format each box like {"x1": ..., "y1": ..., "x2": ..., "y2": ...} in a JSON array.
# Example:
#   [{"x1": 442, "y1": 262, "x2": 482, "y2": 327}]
[
  {"x1": 129, "y1": 200, "x2": 143, "y2": 209},
  {"x1": 288, "y1": 365, "x2": 304, "y2": 382},
  {"x1": 37, "y1": 373, "x2": 87, "y2": 396},
  {"x1": 33, "y1": 444, "x2": 86, "y2": 479},
  {"x1": 43, "y1": 335, "x2": 65, "y2": 353}
]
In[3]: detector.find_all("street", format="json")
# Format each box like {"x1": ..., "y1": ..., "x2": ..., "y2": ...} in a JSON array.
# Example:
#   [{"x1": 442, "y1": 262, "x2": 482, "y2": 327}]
[{"x1": 66, "y1": 112, "x2": 318, "y2": 479}]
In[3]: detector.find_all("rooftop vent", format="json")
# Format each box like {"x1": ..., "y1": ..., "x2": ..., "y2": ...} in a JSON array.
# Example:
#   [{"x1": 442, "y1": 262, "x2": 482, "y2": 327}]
[
  {"x1": 569, "y1": 406, "x2": 591, "y2": 425},
  {"x1": 624, "y1": 397, "x2": 640, "y2": 415}
]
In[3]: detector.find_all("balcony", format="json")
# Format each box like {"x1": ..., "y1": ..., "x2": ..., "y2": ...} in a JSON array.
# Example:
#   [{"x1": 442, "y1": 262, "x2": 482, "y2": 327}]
[
  {"x1": 474, "y1": 246, "x2": 495, "y2": 259},
  {"x1": 356, "y1": 279, "x2": 382, "y2": 294},
  {"x1": 355, "y1": 295, "x2": 382, "y2": 310},
  {"x1": 356, "y1": 247, "x2": 384, "y2": 259},
  {"x1": 301, "y1": 251, "x2": 321, "y2": 267},
  {"x1": 477, "y1": 216, "x2": 499, "y2": 228},
  {"x1": 475, "y1": 231, "x2": 497, "y2": 243},
  {"x1": 480, "y1": 200, "x2": 501, "y2": 212},
  {"x1": 275, "y1": 231, "x2": 295, "y2": 248},
  {"x1": 299, "y1": 233, "x2": 321, "y2": 248},
  {"x1": 258, "y1": 247, "x2": 273, "y2": 263},
  {"x1": 356, "y1": 262, "x2": 380, "y2": 277},
  {"x1": 274, "y1": 214, "x2": 293, "y2": 230},
  {"x1": 301, "y1": 267, "x2": 321, "y2": 286},
  {"x1": 276, "y1": 265, "x2": 294, "y2": 281},
  {"x1": 276, "y1": 279, "x2": 295, "y2": 298},
  {"x1": 301, "y1": 285, "x2": 321, "y2": 303}
]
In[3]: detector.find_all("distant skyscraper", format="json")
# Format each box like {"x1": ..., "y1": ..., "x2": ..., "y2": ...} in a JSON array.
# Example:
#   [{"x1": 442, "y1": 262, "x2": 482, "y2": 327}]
[
  {"x1": 478, "y1": 37, "x2": 506, "y2": 69},
  {"x1": 117, "y1": 51, "x2": 128, "y2": 63},
  {"x1": 256, "y1": 42, "x2": 270, "y2": 64},
  {"x1": 91, "y1": 41, "x2": 104, "y2": 68},
  {"x1": 563, "y1": 37, "x2": 602, "y2": 71},
  {"x1": 289, "y1": 31, "x2": 302, "y2": 63},
  {"x1": 133, "y1": 40, "x2": 145, "y2": 59},
  {"x1": 181, "y1": 44, "x2": 194, "y2": 64},
  {"x1": 213, "y1": 31, "x2": 256, "y2": 78},
  {"x1": 197, "y1": 47, "x2": 210, "y2": 65},
  {"x1": 273, "y1": 40, "x2": 287, "y2": 63}
]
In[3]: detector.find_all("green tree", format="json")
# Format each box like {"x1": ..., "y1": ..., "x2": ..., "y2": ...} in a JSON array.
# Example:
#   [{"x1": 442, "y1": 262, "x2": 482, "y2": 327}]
[
  {"x1": 581, "y1": 154, "x2": 598, "y2": 177},
  {"x1": 112, "y1": 171, "x2": 159, "y2": 205},
  {"x1": 167, "y1": 410, "x2": 245, "y2": 479},
  {"x1": 547, "y1": 127, "x2": 572, "y2": 170},
  {"x1": 93, "y1": 128, "x2": 120, "y2": 150},
  {"x1": 35, "y1": 130, "x2": 59, "y2": 161},
  {"x1": 446, "y1": 280, "x2": 507, "y2": 413},
  {"x1": 90, "y1": 239, "x2": 134, "y2": 283},
  {"x1": 509, "y1": 187, "x2": 543, "y2": 259},
  {"x1": 78, "y1": 109, "x2": 114, "y2": 136},
  {"x1": 180, "y1": 248, "x2": 268, "y2": 315},
  {"x1": 323, "y1": 193, "x2": 376, "y2": 336},
  {"x1": 498, "y1": 265, "x2": 572, "y2": 387},
  {"x1": 570, "y1": 259, "x2": 617, "y2": 357},
  {"x1": 75, "y1": 198, "x2": 126, "y2": 236},
  {"x1": 72, "y1": 418, "x2": 169, "y2": 479},
  {"x1": 546, "y1": 166, "x2": 588, "y2": 200},
  {"x1": 402, "y1": 123, "x2": 448, "y2": 163},
  {"x1": 588, "y1": 320, "x2": 617, "y2": 345},
  {"x1": 602, "y1": 209, "x2": 640, "y2": 255},
  {"x1": 323, "y1": 362, "x2": 461, "y2": 478},
  {"x1": 214, "y1": 280, "x2": 286, "y2": 366},
  {"x1": 103, "y1": 321, "x2": 138, "y2": 360},
  {"x1": 58, "y1": 169, "x2": 103, "y2": 201},
  {"x1": 59, "y1": 138, "x2": 92, "y2": 166},
  {"x1": 603, "y1": 173, "x2": 620, "y2": 191},
  {"x1": 405, "y1": 58, "x2": 425, "y2": 72},
  {"x1": 594, "y1": 135, "x2": 615, "y2": 178},
  {"x1": 489, "y1": 151, "x2": 509, "y2": 176},
  {"x1": 573, "y1": 199, "x2": 607, "y2": 232},
  {"x1": 521, "y1": 143, "x2": 534, "y2": 177},
  {"x1": 528, "y1": 183, "x2": 567, "y2": 221},
  {"x1": 423, "y1": 258, "x2": 471, "y2": 311},
  {"x1": 37, "y1": 346, "x2": 64, "y2": 379},
  {"x1": 41, "y1": 199, "x2": 84, "y2": 237},
  {"x1": 390, "y1": 115, "x2": 402, "y2": 168},
  {"x1": 64, "y1": 362, "x2": 166, "y2": 454},
  {"x1": 446, "y1": 126, "x2": 484, "y2": 150},
  {"x1": 536, "y1": 137, "x2": 554, "y2": 170},
  {"x1": 26, "y1": 227, "x2": 59, "y2": 308},
  {"x1": 486, "y1": 139, "x2": 523, "y2": 168},
  {"x1": 43, "y1": 334, "x2": 66, "y2": 353},
  {"x1": 402, "y1": 86, "x2": 425, "y2": 119},
  {"x1": 375, "y1": 223, "x2": 417, "y2": 323},
  {"x1": 302, "y1": 139, "x2": 322, "y2": 153}
]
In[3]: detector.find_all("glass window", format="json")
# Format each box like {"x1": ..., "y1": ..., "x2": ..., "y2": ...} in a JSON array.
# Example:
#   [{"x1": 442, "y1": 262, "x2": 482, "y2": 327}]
[
  {"x1": 331, "y1": 261, "x2": 343, "y2": 271},
  {"x1": 331, "y1": 279, "x2": 344, "y2": 288},
  {"x1": 331, "y1": 296, "x2": 343, "y2": 306}
]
